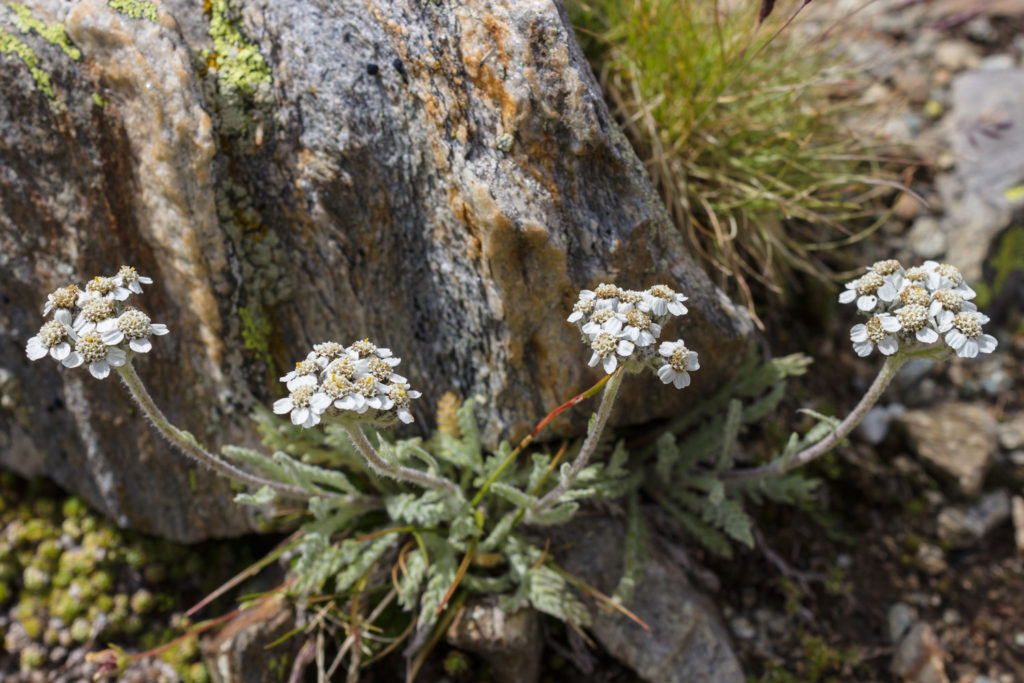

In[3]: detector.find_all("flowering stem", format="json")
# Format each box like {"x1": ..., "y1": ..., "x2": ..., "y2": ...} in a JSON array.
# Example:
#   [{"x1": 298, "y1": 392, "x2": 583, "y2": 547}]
[
  {"x1": 722, "y1": 354, "x2": 905, "y2": 482},
  {"x1": 115, "y1": 362, "x2": 311, "y2": 500},
  {"x1": 470, "y1": 372, "x2": 613, "y2": 508},
  {"x1": 532, "y1": 367, "x2": 624, "y2": 515},
  {"x1": 341, "y1": 423, "x2": 461, "y2": 497}
]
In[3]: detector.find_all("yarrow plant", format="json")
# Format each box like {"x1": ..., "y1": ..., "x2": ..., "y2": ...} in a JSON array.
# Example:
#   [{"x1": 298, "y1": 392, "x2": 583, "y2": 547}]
[{"x1": 25, "y1": 264, "x2": 999, "y2": 680}]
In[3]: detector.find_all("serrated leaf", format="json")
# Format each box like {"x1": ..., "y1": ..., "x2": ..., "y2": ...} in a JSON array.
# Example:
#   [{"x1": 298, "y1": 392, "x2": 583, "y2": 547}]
[
  {"x1": 334, "y1": 536, "x2": 398, "y2": 593},
  {"x1": 233, "y1": 485, "x2": 276, "y2": 506},
  {"x1": 417, "y1": 552, "x2": 456, "y2": 629},
  {"x1": 527, "y1": 453, "x2": 552, "y2": 493},
  {"x1": 490, "y1": 482, "x2": 538, "y2": 509},
  {"x1": 526, "y1": 566, "x2": 591, "y2": 626},
  {"x1": 397, "y1": 549, "x2": 428, "y2": 610},
  {"x1": 613, "y1": 492, "x2": 647, "y2": 605},
  {"x1": 528, "y1": 502, "x2": 579, "y2": 526}
]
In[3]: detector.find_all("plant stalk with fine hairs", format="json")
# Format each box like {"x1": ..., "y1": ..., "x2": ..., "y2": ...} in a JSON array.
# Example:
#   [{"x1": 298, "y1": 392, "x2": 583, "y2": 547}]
[
  {"x1": 116, "y1": 361, "x2": 313, "y2": 501},
  {"x1": 722, "y1": 353, "x2": 906, "y2": 481},
  {"x1": 532, "y1": 367, "x2": 625, "y2": 515},
  {"x1": 341, "y1": 422, "x2": 462, "y2": 497}
]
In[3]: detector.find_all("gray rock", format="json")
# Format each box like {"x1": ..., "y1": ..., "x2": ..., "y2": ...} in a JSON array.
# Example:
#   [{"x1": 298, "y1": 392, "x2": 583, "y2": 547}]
[
  {"x1": 936, "y1": 490, "x2": 1011, "y2": 548},
  {"x1": 898, "y1": 402, "x2": 998, "y2": 496},
  {"x1": 888, "y1": 603, "x2": 917, "y2": 643},
  {"x1": 201, "y1": 594, "x2": 296, "y2": 683},
  {"x1": 549, "y1": 514, "x2": 743, "y2": 683},
  {"x1": 998, "y1": 414, "x2": 1024, "y2": 451},
  {"x1": 941, "y1": 70, "x2": 1024, "y2": 282},
  {"x1": 906, "y1": 216, "x2": 946, "y2": 259},
  {"x1": 980, "y1": 54, "x2": 1016, "y2": 71},
  {"x1": 858, "y1": 404, "x2": 906, "y2": 445},
  {"x1": 0, "y1": 0, "x2": 753, "y2": 540},
  {"x1": 892, "y1": 623, "x2": 948, "y2": 683},
  {"x1": 446, "y1": 599, "x2": 542, "y2": 683},
  {"x1": 915, "y1": 543, "x2": 948, "y2": 576},
  {"x1": 935, "y1": 40, "x2": 981, "y2": 71}
]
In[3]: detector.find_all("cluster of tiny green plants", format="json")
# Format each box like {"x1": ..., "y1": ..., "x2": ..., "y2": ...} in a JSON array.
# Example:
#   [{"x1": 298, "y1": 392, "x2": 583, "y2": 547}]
[
  {"x1": 235, "y1": 346, "x2": 833, "y2": 674},
  {"x1": 636, "y1": 350, "x2": 824, "y2": 558},
  {"x1": 569, "y1": 0, "x2": 897, "y2": 320},
  {"x1": 240, "y1": 396, "x2": 635, "y2": 641},
  {"x1": 0, "y1": 473, "x2": 219, "y2": 681}
]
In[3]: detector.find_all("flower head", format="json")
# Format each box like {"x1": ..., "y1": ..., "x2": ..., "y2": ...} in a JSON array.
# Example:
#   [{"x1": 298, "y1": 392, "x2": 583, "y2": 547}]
[
  {"x1": 273, "y1": 384, "x2": 331, "y2": 428},
  {"x1": 570, "y1": 282, "x2": 693, "y2": 383},
  {"x1": 29, "y1": 267, "x2": 168, "y2": 379},
  {"x1": 114, "y1": 265, "x2": 153, "y2": 295},
  {"x1": 843, "y1": 258, "x2": 995, "y2": 361},
  {"x1": 43, "y1": 285, "x2": 79, "y2": 325},
  {"x1": 98, "y1": 308, "x2": 169, "y2": 353},
  {"x1": 938, "y1": 311, "x2": 998, "y2": 358},
  {"x1": 61, "y1": 331, "x2": 128, "y2": 379},
  {"x1": 26, "y1": 320, "x2": 73, "y2": 361},
  {"x1": 275, "y1": 339, "x2": 422, "y2": 426},
  {"x1": 656, "y1": 340, "x2": 699, "y2": 389},
  {"x1": 850, "y1": 314, "x2": 900, "y2": 357},
  {"x1": 588, "y1": 332, "x2": 634, "y2": 374}
]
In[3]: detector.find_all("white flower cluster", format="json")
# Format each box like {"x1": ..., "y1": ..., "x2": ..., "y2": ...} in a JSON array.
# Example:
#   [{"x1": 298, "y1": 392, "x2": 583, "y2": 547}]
[
  {"x1": 273, "y1": 339, "x2": 421, "y2": 428},
  {"x1": 26, "y1": 266, "x2": 168, "y2": 379},
  {"x1": 841, "y1": 259, "x2": 997, "y2": 359},
  {"x1": 568, "y1": 283, "x2": 699, "y2": 388}
]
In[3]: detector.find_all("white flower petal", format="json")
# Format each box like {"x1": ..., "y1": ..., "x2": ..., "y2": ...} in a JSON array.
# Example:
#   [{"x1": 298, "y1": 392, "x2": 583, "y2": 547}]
[
  {"x1": 945, "y1": 330, "x2": 966, "y2": 349},
  {"x1": 129, "y1": 338, "x2": 152, "y2": 353},
  {"x1": 849, "y1": 324, "x2": 868, "y2": 343},
  {"x1": 616, "y1": 339, "x2": 634, "y2": 357},
  {"x1": 102, "y1": 330, "x2": 125, "y2": 346},
  {"x1": 62, "y1": 352, "x2": 83, "y2": 368},
  {"x1": 89, "y1": 361, "x2": 110, "y2": 379},
  {"x1": 26, "y1": 338, "x2": 48, "y2": 360},
  {"x1": 398, "y1": 408, "x2": 414, "y2": 424},
  {"x1": 880, "y1": 316, "x2": 901, "y2": 332},
  {"x1": 877, "y1": 338, "x2": 899, "y2": 355},
  {"x1": 106, "y1": 348, "x2": 127, "y2": 367},
  {"x1": 51, "y1": 342, "x2": 71, "y2": 360},
  {"x1": 687, "y1": 351, "x2": 700, "y2": 370},
  {"x1": 150, "y1": 324, "x2": 169, "y2": 336},
  {"x1": 673, "y1": 371, "x2": 691, "y2": 389},
  {"x1": 856, "y1": 295, "x2": 877, "y2": 312},
  {"x1": 853, "y1": 341, "x2": 873, "y2": 357},
  {"x1": 838, "y1": 290, "x2": 857, "y2": 304},
  {"x1": 961, "y1": 339, "x2": 979, "y2": 358},
  {"x1": 291, "y1": 407, "x2": 309, "y2": 425},
  {"x1": 273, "y1": 397, "x2": 293, "y2": 414},
  {"x1": 657, "y1": 364, "x2": 674, "y2": 383},
  {"x1": 602, "y1": 354, "x2": 617, "y2": 374},
  {"x1": 916, "y1": 328, "x2": 938, "y2": 343},
  {"x1": 978, "y1": 334, "x2": 998, "y2": 353}
]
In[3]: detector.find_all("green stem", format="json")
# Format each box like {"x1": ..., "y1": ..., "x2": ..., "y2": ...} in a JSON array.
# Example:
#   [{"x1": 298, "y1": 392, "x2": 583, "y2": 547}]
[
  {"x1": 116, "y1": 362, "x2": 311, "y2": 500},
  {"x1": 531, "y1": 368, "x2": 624, "y2": 515},
  {"x1": 342, "y1": 423, "x2": 461, "y2": 497},
  {"x1": 723, "y1": 353, "x2": 905, "y2": 481}
]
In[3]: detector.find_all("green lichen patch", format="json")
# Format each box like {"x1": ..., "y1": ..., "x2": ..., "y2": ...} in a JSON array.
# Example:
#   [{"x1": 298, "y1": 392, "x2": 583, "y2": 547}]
[
  {"x1": 7, "y1": 2, "x2": 81, "y2": 60},
  {"x1": 0, "y1": 26, "x2": 55, "y2": 98},
  {"x1": 107, "y1": 0, "x2": 158, "y2": 23},
  {"x1": 203, "y1": 0, "x2": 271, "y2": 99}
]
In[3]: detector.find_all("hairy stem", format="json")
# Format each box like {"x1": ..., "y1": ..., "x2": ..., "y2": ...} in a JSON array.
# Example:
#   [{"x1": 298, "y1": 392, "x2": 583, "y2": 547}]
[
  {"x1": 116, "y1": 362, "x2": 311, "y2": 500},
  {"x1": 723, "y1": 354, "x2": 905, "y2": 481},
  {"x1": 532, "y1": 368, "x2": 624, "y2": 515},
  {"x1": 342, "y1": 423, "x2": 461, "y2": 497}
]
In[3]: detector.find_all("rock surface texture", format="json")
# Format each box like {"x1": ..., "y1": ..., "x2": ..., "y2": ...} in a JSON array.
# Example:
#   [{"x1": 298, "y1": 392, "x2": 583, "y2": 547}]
[
  {"x1": 548, "y1": 514, "x2": 744, "y2": 683},
  {"x1": 0, "y1": 0, "x2": 752, "y2": 541}
]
